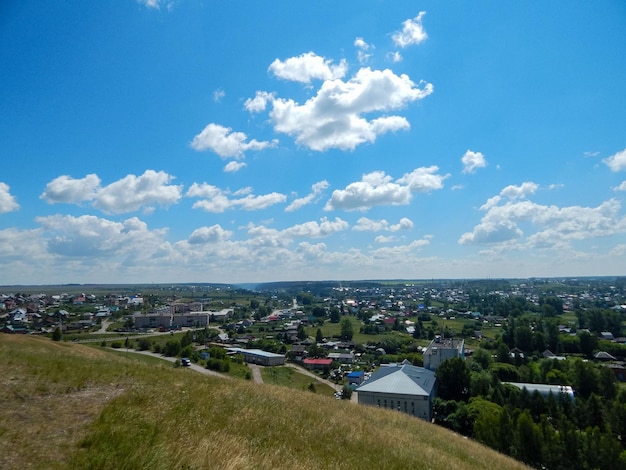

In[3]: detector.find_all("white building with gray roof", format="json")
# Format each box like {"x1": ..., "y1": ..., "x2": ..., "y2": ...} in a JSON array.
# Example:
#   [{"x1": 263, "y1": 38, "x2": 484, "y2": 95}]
[{"x1": 356, "y1": 361, "x2": 436, "y2": 421}]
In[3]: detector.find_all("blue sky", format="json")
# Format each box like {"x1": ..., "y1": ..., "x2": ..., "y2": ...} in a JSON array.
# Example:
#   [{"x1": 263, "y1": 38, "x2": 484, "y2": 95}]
[{"x1": 1, "y1": 1, "x2": 626, "y2": 285}]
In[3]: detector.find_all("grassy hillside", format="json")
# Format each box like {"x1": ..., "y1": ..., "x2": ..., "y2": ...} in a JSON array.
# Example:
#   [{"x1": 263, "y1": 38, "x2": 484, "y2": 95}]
[{"x1": 0, "y1": 335, "x2": 529, "y2": 470}]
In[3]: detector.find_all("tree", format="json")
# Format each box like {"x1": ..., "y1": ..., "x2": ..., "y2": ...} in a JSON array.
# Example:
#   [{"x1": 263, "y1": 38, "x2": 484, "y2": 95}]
[
  {"x1": 340, "y1": 317, "x2": 353, "y2": 341},
  {"x1": 297, "y1": 325, "x2": 307, "y2": 341},
  {"x1": 515, "y1": 410, "x2": 542, "y2": 467},
  {"x1": 52, "y1": 327, "x2": 62, "y2": 341},
  {"x1": 436, "y1": 357, "x2": 471, "y2": 402},
  {"x1": 315, "y1": 328, "x2": 323, "y2": 343},
  {"x1": 341, "y1": 385, "x2": 353, "y2": 400},
  {"x1": 472, "y1": 347, "x2": 493, "y2": 371},
  {"x1": 329, "y1": 307, "x2": 340, "y2": 323}
]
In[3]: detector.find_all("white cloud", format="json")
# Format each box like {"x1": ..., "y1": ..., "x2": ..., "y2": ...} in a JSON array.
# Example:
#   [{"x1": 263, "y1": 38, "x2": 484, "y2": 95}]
[
  {"x1": 244, "y1": 91, "x2": 275, "y2": 113},
  {"x1": 188, "y1": 225, "x2": 233, "y2": 244},
  {"x1": 40, "y1": 174, "x2": 101, "y2": 204},
  {"x1": 499, "y1": 182, "x2": 539, "y2": 200},
  {"x1": 387, "y1": 51, "x2": 403, "y2": 63},
  {"x1": 396, "y1": 166, "x2": 448, "y2": 192},
  {"x1": 257, "y1": 66, "x2": 432, "y2": 152},
  {"x1": 213, "y1": 89, "x2": 225, "y2": 102},
  {"x1": 353, "y1": 217, "x2": 414, "y2": 232},
  {"x1": 187, "y1": 182, "x2": 286, "y2": 213},
  {"x1": 36, "y1": 214, "x2": 171, "y2": 258},
  {"x1": 354, "y1": 37, "x2": 372, "y2": 64},
  {"x1": 325, "y1": 167, "x2": 447, "y2": 211},
  {"x1": 190, "y1": 123, "x2": 278, "y2": 158},
  {"x1": 461, "y1": 150, "x2": 487, "y2": 174},
  {"x1": 268, "y1": 52, "x2": 347, "y2": 84},
  {"x1": 236, "y1": 193, "x2": 288, "y2": 211},
  {"x1": 284, "y1": 217, "x2": 348, "y2": 238},
  {"x1": 0, "y1": 182, "x2": 20, "y2": 214},
  {"x1": 390, "y1": 217, "x2": 414, "y2": 231},
  {"x1": 613, "y1": 181, "x2": 626, "y2": 191},
  {"x1": 375, "y1": 235, "x2": 397, "y2": 243},
  {"x1": 92, "y1": 170, "x2": 182, "y2": 214},
  {"x1": 460, "y1": 195, "x2": 626, "y2": 249},
  {"x1": 138, "y1": 0, "x2": 160, "y2": 9},
  {"x1": 41, "y1": 171, "x2": 181, "y2": 215},
  {"x1": 604, "y1": 147, "x2": 626, "y2": 172},
  {"x1": 370, "y1": 238, "x2": 431, "y2": 258},
  {"x1": 392, "y1": 12, "x2": 428, "y2": 48},
  {"x1": 224, "y1": 161, "x2": 247, "y2": 173},
  {"x1": 138, "y1": 0, "x2": 175, "y2": 10},
  {"x1": 285, "y1": 180, "x2": 329, "y2": 212}
]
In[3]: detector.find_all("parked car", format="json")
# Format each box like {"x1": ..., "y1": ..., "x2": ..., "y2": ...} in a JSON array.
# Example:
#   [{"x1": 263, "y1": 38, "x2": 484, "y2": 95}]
[{"x1": 181, "y1": 358, "x2": 191, "y2": 367}]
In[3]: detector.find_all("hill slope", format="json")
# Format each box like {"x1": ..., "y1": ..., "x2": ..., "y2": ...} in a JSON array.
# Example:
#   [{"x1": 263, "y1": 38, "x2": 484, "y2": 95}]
[{"x1": 0, "y1": 335, "x2": 528, "y2": 470}]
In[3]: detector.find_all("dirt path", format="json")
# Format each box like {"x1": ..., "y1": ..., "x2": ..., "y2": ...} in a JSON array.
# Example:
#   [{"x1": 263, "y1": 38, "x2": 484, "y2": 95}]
[
  {"x1": 117, "y1": 348, "x2": 228, "y2": 379},
  {"x1": 284, "y1": 363, "x2": 343, "y2": 392},
  {"x1": 247, "y1": 363, "x2": 264, "y2": 384}
]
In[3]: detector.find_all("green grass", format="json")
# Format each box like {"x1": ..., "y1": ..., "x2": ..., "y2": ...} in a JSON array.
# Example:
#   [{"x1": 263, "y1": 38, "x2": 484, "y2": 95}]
[
  {"x1": 0, "y1": 335, "x2": 530, "y2": 470},
  {"x1": 261, "y1": 366, "x2": 336, "y2": 396},
  {"x1": 305, "y1": 316, "x2": 405, "y2": 344}
]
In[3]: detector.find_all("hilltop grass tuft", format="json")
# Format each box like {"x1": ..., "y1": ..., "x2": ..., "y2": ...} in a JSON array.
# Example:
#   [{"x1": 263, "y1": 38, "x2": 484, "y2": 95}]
[{"x1": 0, "y1": 335, "x2": 529, "y2": 470}]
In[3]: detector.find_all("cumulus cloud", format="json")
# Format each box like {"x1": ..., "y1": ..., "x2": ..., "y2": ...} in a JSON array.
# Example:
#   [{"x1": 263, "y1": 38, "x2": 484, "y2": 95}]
[
  {"x1": 187, "y1": 182, "x2": 286, "y2": 213},
  {"x1": 375, "y1": 235, "x2": 397, "y2": 243},
  {"x1": 604, "y1": 147, "x2": 626, "y2": 172},
  {"x1": 325, "y1": 167, "x2": 447, "y2": 211},
  {"x1": 284, "y1": 217, "x2": 348, "y2": 238},
  {"x1": 285, "y1": 180, "x2": 329, "y2": 212},
  {"x1": 250, "y1": 66, "x2": 433, "y2": 152},
  {"x1": 41, "y1": 171, "x2": 182, "y2": 214},
  {"x1": 499, "y1": 182, "x2": 539, "y2": 200},
  {"x1": 92, "y1": 170, "x2": 182, "y2": 214},
  {"x1": 387, "y1": 51, "x2": 403, "y2": 63},
  {"x1": 36, "y1": 214, "x2": 170, "y2": 258},
  {"x1": 190, "y1": 123, "x2": 278, "y2": 158},
  {"x1": 354, "y1": 37, "x2": 372, "y2": 64},
  {"x1": 224, "y1": 161, "x2": 247, "y2": 173},
  {"x1": 392, "y1": 12, "x2": 428, "y2": 48},
  {"x1": 460, "y1": 193, "x2": 626, "y2": 250},
  {"x1": 353, "y1": 217, "x2": 414, "y2": 232},
  {"x1": 461, "y1": 150, "x2": 487, "y2": 174},
  {"x1": 244, "y1": 91, "x2": 275, "y2": 113},
  {"x1": 613, "y1": 181, "x2": 626, "y2": 192},
  {"x1": 40, "y1": 174, "x2": 101, "y2": 204},
  {"x1": 268, "y1": 52, "x2": 347, "y2": 84},
  {"x1": 188, "y1": 225, "x2": 233, "y2": 244},
  {"x1": 0, "y1": 182, "x2": 20, "y2": 214}
]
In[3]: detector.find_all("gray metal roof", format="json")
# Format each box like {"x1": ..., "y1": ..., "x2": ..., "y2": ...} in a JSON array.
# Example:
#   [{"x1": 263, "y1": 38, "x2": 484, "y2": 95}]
[{"x1": 356, "y1": 364, "x2": 436, "y2": 396}]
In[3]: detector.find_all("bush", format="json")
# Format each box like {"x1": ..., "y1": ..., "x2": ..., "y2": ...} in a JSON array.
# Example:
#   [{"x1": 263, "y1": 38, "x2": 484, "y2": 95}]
[{"x1": 111, "y1": 342, "x2": 122, "y2": 349}]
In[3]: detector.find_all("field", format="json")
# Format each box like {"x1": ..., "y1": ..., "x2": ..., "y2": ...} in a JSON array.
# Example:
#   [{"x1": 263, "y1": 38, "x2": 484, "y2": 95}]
[
  {"x1": 261, "y1": 366, "x2": 336, "y2": 396},
  {"x1": 0, "y1": 334, "x2": 530, "y2": 470}
]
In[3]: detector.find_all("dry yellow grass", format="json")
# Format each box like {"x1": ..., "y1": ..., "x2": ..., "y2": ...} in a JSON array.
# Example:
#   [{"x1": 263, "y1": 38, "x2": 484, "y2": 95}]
[{"x1": 0, "y1": 335, "x2": 529, "y2": 470}]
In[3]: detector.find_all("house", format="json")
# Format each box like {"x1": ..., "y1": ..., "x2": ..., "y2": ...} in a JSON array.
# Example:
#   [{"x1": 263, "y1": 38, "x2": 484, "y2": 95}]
[
  {"x1": 303, "y1": 358, "x2": 333, "y2": 370},
  {"x1": 227, "y1": 348, "x2": 285, "y2": 366},
  {"x1": 356, "y1": 361, "x2": 437, "y2": 421},
  {"x1": 346, "y1": 371, "x2": 365, "y2": 386},
  {"x1": 327, "y1": 351, "x2": 354, "y2": 364},
  {"x1": 594, "y1": 351, "x2": 617, "y2": 361},
  {"x1": 422, "y1": 337, "x2": 464, "y2": 371}
]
